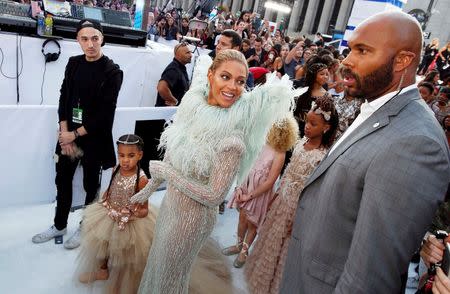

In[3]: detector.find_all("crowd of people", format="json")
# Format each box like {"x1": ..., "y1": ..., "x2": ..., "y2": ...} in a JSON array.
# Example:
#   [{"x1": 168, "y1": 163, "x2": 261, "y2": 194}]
[
  {"x1": 151, "y1": 5, "x2": 449, "y2": 148},
  {"x1": 24, "y1": 2, "x2": 450, "y2": 294},
  {"x1": 150, "y1": 8, "x2": 360, "y2": 138},
  {"x1": 416, "y1": 37, "x2": 450, "y2": 136}
]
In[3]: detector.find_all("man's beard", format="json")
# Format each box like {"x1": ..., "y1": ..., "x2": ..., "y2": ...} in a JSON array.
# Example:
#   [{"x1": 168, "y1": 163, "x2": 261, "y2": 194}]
[{"x1": 340, "y1": 58, "x2": 394, "y2": 100}]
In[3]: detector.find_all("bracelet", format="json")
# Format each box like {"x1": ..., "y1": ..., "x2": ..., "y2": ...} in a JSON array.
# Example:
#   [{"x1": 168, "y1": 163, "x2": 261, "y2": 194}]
[{"x1": 73, "y1": 129, "x2": 80, "y2": 139}]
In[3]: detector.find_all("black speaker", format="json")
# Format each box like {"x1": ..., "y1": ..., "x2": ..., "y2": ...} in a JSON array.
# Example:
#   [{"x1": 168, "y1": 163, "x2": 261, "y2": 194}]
[{"x1": 41, "y1": 39, "x2": 61, "y2": 63}]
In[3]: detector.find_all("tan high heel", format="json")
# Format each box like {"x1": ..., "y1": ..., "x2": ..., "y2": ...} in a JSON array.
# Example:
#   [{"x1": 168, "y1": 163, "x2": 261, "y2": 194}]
[
  {"x1": 233, "y1": 242, "x2": 249, "y2": 268},
  {"x1": 222, "y1": 237, "x2": 243, "y2": 256}
]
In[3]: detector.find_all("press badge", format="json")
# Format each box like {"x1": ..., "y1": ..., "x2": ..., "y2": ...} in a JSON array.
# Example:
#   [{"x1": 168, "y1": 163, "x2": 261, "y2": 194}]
[{"x1": 72, "y1": 107, "x2": 83, "y2": 124}]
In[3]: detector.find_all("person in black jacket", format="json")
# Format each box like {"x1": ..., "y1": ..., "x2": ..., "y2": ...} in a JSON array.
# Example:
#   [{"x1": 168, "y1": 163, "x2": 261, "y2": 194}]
[
  {"x1": 32, "y1": 19, "x2": 123, "y2": 249},
  {"x1": 417, "y1": 38, "x2": 440, "y2": 75}
]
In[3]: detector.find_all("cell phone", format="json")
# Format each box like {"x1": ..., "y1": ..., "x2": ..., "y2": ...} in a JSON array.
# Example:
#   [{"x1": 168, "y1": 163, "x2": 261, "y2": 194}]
[
  {"x1": 54, "y1": 235, "x2": 63, "y2": 245},
  {"x1": 441, "y1": 242, "x2": 450, "y2": 276}
]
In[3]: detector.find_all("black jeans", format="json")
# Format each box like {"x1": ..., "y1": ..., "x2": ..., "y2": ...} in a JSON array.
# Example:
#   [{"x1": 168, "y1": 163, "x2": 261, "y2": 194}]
[
  {"x1": 53, "y1": 154, "x2": 101, "y2": 230},
  {"x1": 417, "y1": 56, "x2": 433, "y2": 74}
]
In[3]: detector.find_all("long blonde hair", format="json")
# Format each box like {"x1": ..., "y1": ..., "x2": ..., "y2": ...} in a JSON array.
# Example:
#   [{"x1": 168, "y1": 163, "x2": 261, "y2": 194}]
[{"x1": 431, "y1": 38, "x2": 439, "y2": 47}]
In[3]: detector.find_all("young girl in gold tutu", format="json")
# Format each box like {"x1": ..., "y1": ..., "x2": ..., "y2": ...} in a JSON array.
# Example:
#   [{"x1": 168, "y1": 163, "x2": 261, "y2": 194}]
[
  {"x1": 76, "y1": 134, "x2": 152, "y2": 294},
  {"x1": 76, "y1": 134, "x2": 234, "y2": 294}
]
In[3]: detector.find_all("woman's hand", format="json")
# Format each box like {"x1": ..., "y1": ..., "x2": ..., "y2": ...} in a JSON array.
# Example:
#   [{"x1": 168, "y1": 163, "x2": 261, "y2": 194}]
[
  {"x1": 433, "y1": 267, "x2": 450, "y2": 294},
  {"x1": 328, "y1": 81, "x2": 337, "y2": 89},
  {"x1": 238, "y1": 193, "x2": 253, "y2": 202},
  {"x1": 421, "y1": 235, "x2": 446, "y2": 267}
]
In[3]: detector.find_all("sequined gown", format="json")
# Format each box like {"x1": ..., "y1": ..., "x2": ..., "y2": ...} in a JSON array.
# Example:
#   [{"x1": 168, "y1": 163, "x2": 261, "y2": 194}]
[
  {"x1": 133, "y1": 56, "x2": 300, "y2": 293},
  {"x1": 136, "y1": 137, "x2": 245, "y2": 294},
  {"x1": 77, "y1": 169, "x2": 234, "y2": 294},
  {"x1": 245, "y1": 139, "x2": 327, "y2": 294}
]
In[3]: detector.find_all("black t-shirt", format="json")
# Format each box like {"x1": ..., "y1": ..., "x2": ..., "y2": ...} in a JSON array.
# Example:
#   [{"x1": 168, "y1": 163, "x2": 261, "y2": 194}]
[
  {"x1": 437, "y1": 49, "x2": 450, "y2": 68},
  {"x1": 315, "y1": 39, "x2": 324, "y2": 48},
  {"x1": 242, "y1": 49, "x2": 253, "y2": 61},
  {"x1": 71, "y1": 55, "x2": 107, "y2": 130},
  {"x1": 248, "y1": 48, "x2": 266, "y2": 67},
  {"x1": 181, "y1": 26, "x2": 189, "y2": 36},
  {"x1": 165, "y1": 26, "x2": 179, "y2": 41},
  {"x1": 205, "y1": 36, "x2": 215, "y2": 50},
  {"x1": 238, "y1": 30, "x2": 248, "y2": 40},
  {"x1": 424, "y1": 44, "x2": 439, "y2": 59},
  {"x1": 155, "y1": 59, "x2": 189, "y2": 107}
]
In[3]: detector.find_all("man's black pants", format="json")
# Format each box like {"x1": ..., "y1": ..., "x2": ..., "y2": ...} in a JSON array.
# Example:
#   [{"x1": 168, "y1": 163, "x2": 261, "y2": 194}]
[{"x1": 53, "y1": 154, "x2": 101, "y2": 230}]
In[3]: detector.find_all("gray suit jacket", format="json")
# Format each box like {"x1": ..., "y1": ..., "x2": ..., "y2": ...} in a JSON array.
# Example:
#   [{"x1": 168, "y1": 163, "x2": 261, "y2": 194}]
[{"x1": 280, "y1": 88, "x2": 450, "y2": 294}]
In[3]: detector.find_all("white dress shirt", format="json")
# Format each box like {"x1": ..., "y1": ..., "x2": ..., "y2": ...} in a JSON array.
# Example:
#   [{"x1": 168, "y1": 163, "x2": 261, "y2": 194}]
[{"x1": 329, "y1": 84, "x2": 417, "y2": 155}]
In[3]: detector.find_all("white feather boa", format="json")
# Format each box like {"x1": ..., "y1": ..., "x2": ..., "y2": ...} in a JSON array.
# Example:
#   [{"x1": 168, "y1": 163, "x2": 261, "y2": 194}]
[{"x1": 159, "y1": 55, "x2": 306, "y2": 184}]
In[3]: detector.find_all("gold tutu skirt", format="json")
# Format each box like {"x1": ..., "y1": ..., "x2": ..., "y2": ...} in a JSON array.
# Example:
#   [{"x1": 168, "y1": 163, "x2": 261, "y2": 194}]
[{"x1": 76, "y1": 203, "x2": 233, "y2": 294}]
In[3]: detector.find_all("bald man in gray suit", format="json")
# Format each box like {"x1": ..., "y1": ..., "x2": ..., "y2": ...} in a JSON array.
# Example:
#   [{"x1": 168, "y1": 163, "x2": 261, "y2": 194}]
[{"x1": 280, "y1": 11, "x2": 450, "y2": 294}]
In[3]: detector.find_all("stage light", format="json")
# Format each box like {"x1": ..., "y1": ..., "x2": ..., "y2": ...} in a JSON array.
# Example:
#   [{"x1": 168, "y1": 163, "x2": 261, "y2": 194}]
[{"x1": 264, "y1": 1, "x2": 291, "y2": 14}]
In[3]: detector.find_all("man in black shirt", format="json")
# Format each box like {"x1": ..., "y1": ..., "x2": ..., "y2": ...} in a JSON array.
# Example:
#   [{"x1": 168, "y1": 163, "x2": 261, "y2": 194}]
[
  {"x1": 241, "y1": 38, "x2": 253, "y2": 64},
  {"x1": 155, "y1": 42, "x2": 192, "y2": 106},
  {"x1": 32, "y1": 19, "x2": 123, "y2": 249},
  {"x1": 247, "y1": 37, "x2": 266, "y2": 67}
]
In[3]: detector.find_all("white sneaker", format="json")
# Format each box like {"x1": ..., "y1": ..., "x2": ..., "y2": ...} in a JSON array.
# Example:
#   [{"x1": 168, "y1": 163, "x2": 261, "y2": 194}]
[
  {"x1": 32, "y1": 225, "x2": 66, "y2": 244},
  {"x1": 64, "y1": 226, "x2": 82, "y2": 249}
]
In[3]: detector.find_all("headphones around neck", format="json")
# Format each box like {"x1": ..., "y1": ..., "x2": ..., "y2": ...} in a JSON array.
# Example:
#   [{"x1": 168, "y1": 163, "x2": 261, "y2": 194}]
[{"x1": 41, "y1": 39, "x2": 61, "y2": 63}]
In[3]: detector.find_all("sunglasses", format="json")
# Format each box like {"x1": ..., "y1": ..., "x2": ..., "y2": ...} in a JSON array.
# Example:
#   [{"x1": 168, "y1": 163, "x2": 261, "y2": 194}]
[{"x1": 174, "y1": 41, "x2": 190, "y2": 54}]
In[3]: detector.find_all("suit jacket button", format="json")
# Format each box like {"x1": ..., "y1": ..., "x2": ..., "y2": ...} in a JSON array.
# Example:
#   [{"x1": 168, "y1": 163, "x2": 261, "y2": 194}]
[{"x1": 373, "y1": 122, "x2": 380, "y2": 128}]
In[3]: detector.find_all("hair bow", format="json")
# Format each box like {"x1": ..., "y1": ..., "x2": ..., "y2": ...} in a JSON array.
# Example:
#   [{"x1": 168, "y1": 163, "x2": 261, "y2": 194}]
[{"x1": 311, "y1": 101, "x2": 331, "y2": 121}]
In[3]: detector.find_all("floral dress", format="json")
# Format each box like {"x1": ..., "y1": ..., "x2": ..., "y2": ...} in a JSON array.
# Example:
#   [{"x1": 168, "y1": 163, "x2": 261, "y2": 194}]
[{"x1": 245, "y1": 139, "x2": 327, "y2": 294}]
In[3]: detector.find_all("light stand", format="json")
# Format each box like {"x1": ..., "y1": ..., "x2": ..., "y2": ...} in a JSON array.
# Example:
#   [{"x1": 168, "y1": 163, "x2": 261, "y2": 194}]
[
  {"x1": 175, "y1": 7, "x2": 183, "y2": 31},
  {"x1": 161, "y1": 0, "x2": 173, "y2": 13},
  {"x1": 184, "y1": 19, "x2": 208, "y2": 84},
  {"x1": 189, "y1": 0, "x2": 210, "y2": 17}
]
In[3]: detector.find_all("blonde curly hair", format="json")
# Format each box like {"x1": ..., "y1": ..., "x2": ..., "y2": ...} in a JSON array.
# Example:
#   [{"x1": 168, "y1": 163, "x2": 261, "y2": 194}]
[{"x1": 266, "y1": 115, "x2": 299, "y2": 152}]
